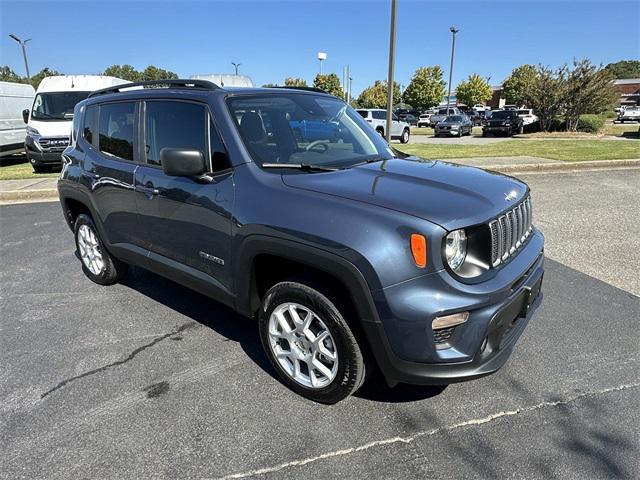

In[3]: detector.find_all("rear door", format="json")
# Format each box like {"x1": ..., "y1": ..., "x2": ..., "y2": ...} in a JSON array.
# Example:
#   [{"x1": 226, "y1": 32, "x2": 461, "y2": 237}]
[
  {"x1": 82, "y1": 101, "x2": 142, "y2": 247},
  {"x1": 134, "y1": 99, "x2": 234, "y2": 290}
]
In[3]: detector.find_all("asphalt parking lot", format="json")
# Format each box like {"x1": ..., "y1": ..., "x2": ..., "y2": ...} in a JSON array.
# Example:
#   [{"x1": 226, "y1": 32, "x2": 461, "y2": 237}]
[{"x1": 1, "y1": 168, "x2": 639, "y2": 479}]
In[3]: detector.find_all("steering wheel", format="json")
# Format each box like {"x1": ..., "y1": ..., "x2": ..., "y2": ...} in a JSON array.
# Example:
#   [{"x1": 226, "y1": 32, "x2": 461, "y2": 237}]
[{"x1": 305, "y1": 140, "x2": 329, "y2": 153}]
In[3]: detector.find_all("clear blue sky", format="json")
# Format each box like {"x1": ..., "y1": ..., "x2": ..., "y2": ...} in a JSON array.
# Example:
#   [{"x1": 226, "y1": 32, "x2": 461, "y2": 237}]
[{"x1": 1, "y1": 0, "x2": 639, "y2": 95}]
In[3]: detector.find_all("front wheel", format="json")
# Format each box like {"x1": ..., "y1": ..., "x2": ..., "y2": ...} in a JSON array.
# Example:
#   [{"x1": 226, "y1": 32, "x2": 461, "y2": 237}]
[
  {"x1": 259, "y1": 281, "x2": 367, "y2": 403},
  {"x1": 400, "y1": 128, "x2": 410, "y2": 143}
]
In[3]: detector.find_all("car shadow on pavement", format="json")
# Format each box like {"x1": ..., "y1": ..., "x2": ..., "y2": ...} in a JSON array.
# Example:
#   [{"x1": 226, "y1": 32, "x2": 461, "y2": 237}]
[
  {"x1": 120, "y1": 265, "x2": 278, "y2": 382},
  {"x1": 119, "y1": 264, "x2": 449, "y2": 403}
]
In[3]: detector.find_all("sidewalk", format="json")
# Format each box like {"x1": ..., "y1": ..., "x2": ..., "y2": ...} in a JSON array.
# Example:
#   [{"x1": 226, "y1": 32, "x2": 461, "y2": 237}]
[
  {"x1": 0, "y1": 178, "x2": 59, "y2": 204},
  {"x1": 1, "y1": 158, "x2": 639, "y2": 204}
]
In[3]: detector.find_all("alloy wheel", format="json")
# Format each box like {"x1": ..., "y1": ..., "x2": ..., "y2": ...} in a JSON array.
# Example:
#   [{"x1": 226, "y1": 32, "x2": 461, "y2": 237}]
[
  {"x1": 77, "y1": 224, "x2": 105, "y2": 275},
  {"x1": 267, "y1": 302, "x2": 339, "y2": 389}
]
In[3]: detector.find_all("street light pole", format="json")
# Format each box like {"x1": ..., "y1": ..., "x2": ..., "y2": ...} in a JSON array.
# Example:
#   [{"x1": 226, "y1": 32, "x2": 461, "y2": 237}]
[
  {"x1": 231, "y1": 62, "x2": 241, "y2": 75},
  {"x1": 446, "y1": 26, "x2": 459, "y2": 111},
  {"x1": 385, "y1": 0, "x2": 397, "y2": 143},
  {"x1": 9, "y1": 34, "x2": 32, "y2": 81},
  {"x1": 317, "y1": 52, "x2": 327, "y2": 75}
]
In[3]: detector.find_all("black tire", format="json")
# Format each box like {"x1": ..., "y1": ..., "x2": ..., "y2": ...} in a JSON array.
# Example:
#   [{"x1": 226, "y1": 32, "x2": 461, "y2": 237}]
[
  {"x1": 400, "y1": 128, "x2": 410, "y2": 144},
  {"x1": 74, "y1": 214, "x2": 128, "y2": 285},
  {"x1": 482, "y1": 131, "x2": 487, "y2": 137},
  {"x1": 376, "y1": 128, "x2": 385, "y2": 138},
  {"x1": 518, "y1": 125, "x2": 524, "y2": 135},
  {"x1": 258, "y1": 281, "x2": 367, "y2": 404}
]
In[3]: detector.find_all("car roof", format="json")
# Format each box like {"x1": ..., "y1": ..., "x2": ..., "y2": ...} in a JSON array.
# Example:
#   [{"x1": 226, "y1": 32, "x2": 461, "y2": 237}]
[{"x1": 83, "y1": 83, "x2": 333, "y2": 106}]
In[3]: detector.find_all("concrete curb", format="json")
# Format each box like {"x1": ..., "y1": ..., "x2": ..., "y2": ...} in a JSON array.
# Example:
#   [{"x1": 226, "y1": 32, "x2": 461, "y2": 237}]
[
  {"x1": 474, "y1": 158, "x2": 640, "y2": 173},
  {"x1": 1, "y1": 159, "x2": 639, "y2": 203},
  {"x1": 0, "y1": 188, "x2": 59, "y2": 203}
]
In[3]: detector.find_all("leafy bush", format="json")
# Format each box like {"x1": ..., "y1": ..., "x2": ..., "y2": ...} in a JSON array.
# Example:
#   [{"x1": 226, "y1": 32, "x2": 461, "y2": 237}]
[
  {"x1": 603, "y1": 111, "x2": 618, "y2": 119},
  {"x1": 549, "y1": 116, "x2": 566, "y2": 132},
  {"x1": 576, "y1": 114, "x2": 606, "y2": 133}
]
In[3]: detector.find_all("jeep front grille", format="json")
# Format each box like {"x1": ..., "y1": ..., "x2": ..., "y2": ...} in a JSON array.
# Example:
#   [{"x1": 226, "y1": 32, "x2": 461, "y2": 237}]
[{"x1": 489, "y1": 196, "x2": 532, "y2": 267}]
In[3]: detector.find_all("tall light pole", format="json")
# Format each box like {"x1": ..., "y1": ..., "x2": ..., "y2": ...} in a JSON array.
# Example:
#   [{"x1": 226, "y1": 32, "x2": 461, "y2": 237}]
[
  {"x1": 9, "y1": 34, "x2": 31, "y2": 81},
  {"x1": 317, "y1": 52, "x2": 327, "y2": 75},
  {"x1": 231, "y1": 62, "x2": 241, "y2": 75},
  {"x1": 385, "y1": 0, "x2": 397, "y2": 143},
  {"x1": 348, "y1": 76, "x2": 353, "y2": 104},
  {"x1": 446, "y1": 26, "x2": 459, "y2": 111}
]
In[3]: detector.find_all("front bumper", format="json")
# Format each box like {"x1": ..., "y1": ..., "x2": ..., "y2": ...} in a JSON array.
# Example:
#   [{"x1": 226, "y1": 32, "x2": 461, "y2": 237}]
[
  {"x1": 484, "y1": 126, "x2": 512, "y2": 134},
  {"x1": 435, "y1": 128, "x2": 460, "y2": 136},
  {"x1": 25, "y1": 135, "x2": 66, "y2": 166},
  {"x1": 364, "y1": 229, "x2": 544, "y2": 386}
]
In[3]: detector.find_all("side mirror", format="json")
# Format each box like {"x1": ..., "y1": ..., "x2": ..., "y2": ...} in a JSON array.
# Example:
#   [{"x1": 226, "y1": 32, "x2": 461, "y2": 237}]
[
  {"x1": 160, "y1": 148, "x2": 206, "y2": 177},
  {"x1": 22, "y1": 109, "x2": 30, "y2": 124}
]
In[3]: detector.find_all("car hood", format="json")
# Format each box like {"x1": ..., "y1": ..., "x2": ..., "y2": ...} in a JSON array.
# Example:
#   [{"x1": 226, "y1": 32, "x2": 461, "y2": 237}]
[{"x1": 281, "y1": 157, "x2": 528, "y2": 231}]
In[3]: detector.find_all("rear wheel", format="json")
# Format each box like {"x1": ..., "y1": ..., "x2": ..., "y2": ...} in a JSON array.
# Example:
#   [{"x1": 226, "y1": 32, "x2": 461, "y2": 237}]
[
  {"x1": 259, "y1": 281, "x2": 366, "y2": 404},
  {"x1": 376, "y1": 128, "x2": 385, "y2": 138},
  {"x1": 400, "y1": 128, "x2": 410, "y2": 143},
  {"x1": 74, "y1": 214, "x2": 128, "y2": 285}
]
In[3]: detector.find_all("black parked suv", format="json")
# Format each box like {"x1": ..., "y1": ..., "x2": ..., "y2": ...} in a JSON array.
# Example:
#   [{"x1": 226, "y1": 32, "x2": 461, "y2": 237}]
[
  {"x1": 483, "y1": 110, "x2": 524, "y2": 136},
  {"x1": 58, "y1": 80, "x2": 544, "y2": 403}
]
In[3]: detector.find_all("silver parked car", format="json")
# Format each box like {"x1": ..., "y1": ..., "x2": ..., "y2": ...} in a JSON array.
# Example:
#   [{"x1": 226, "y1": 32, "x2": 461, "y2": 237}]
[
  {"x1": 618, "y1": 106, "x2": 640, "y2": 123},
  {"x1": 434, "y1": 115, "x2": 473, "y2": 137}
]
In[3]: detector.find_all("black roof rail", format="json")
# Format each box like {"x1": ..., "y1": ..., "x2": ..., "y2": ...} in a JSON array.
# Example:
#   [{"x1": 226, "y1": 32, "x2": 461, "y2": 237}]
[
  {"x1": 88, "y1": 79, "x2": 220, "y2": 98},
  {"x1": 270, "y1": 85, "x2": 329, "y2": 94}
]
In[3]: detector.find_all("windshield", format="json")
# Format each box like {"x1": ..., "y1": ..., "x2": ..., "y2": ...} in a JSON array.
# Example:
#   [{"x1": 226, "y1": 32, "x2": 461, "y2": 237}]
[
  {"x1": 491, "y1": 111, "x2": 516, "y2": 120},
  {"x1": 31, "y1": 91, "x2": 91, "y2": 120},
  {"x1": 443, "y1": 116, "x2": 463, "y2": 123},
  {"x1": 228, "y1": 94, "x2": 394, "y2": 169}
]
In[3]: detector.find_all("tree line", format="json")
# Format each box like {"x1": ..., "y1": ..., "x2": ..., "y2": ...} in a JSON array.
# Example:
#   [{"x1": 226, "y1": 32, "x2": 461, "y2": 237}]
[{"x1": 0, "y1": 64, "x2": 178, "y2": 88}]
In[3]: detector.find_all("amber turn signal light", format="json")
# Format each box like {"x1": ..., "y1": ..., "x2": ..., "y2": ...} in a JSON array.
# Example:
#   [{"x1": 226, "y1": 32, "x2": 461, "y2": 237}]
[{"x1": 410, "y1": 234, "x2": 427, "y2": 268}]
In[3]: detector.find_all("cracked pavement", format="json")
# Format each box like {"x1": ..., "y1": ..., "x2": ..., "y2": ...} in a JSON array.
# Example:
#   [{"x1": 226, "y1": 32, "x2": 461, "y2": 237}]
[{"x1": 1, "y1": 169, "x2": 639, "y2": 479}]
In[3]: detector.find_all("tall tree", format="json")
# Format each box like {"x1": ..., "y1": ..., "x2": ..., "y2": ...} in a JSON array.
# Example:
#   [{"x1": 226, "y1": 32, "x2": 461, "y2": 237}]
[
  {"x1": 402, "y1": 66, "x2": 446, "y2": 110},
  {"x1": 284, "y1": 77, "x2": 307, "y2": 87},
  {"x1": 527, "y1": 65, "x2": 568, "y2": 132},
  {"x1": 103, "y1": 64, "x2": 140, "y2": 82},
  {"x1": 141, "y1": 65, "x2": 178, "y2": 81},
  {"x1": 604, "y1": 60, "x2": 640, "y2": 79},
  {"x1": 356, "y1": 80, "x2": 401, "y2": 108},
  {"x1": 501, "y1": 64, "x2": 537, "y2": 107},
  {"x1": 564, "y1": 59, "x2": 618, "y2": 131},
  {"x1": 455, "y1": 74, "x2": 493, "y2": 107},
  {"x1": 313, "y1": 73, "x2": 344, "y2": 98}
]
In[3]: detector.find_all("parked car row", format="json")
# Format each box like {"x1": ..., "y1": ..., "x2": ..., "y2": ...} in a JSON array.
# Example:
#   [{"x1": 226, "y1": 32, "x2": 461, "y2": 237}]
[{"x1": 618, "y1": 106, "x2": 640, "y2": 123}]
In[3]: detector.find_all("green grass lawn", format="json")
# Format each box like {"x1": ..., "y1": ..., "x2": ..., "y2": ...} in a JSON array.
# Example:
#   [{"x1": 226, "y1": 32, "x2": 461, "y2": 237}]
[
  {"x1": 0, "y1": 162, "x2": 59, "y2": 180},
  {"x1": 398, "y1": 139, "x2": 640, "y2": 162},
  {"x1": 601, "y1": 123, "x2": 640, "y2": 137}
]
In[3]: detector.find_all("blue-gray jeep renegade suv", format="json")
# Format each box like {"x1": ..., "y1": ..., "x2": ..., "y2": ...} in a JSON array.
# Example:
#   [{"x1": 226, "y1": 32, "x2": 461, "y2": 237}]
[{"x1": 58, "y1": 80, "x2": 544, "y2": 403}]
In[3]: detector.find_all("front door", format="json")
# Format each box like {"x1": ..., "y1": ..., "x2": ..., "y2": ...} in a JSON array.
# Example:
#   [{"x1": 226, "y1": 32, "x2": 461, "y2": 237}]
[{"x1": 134, "y1": 100, "x2": 234, "y2": 291}]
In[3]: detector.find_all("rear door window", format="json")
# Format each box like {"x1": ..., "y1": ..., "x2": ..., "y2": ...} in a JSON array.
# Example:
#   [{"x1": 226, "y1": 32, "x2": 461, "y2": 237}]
[{"x1": 98, "y1": 102, "x2": 136, "y2": 160}]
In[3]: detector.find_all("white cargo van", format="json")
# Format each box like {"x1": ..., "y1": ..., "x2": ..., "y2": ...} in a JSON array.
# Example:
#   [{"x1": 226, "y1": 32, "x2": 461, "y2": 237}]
[
  {"x1": 0, "y1": 81, "x2": 35, "y2": 158},
  {"x1": 24, "y1": 75, "x2": 127, "y2": 172}
]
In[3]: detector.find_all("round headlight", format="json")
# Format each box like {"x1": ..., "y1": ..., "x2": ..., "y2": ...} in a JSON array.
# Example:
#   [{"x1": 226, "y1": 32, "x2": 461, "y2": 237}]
[{"x1": 445, "y1": 229, "x2": 467, "y2": 271}]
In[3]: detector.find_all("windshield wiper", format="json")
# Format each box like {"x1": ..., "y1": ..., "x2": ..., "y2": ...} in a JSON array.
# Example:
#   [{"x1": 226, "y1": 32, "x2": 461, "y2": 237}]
[
  {"x1": 346, "y1": 155, "x2": 389, "y2": 168},
  {"x1": 261, "y1": 163, "x2": 339, "y2": 172}
]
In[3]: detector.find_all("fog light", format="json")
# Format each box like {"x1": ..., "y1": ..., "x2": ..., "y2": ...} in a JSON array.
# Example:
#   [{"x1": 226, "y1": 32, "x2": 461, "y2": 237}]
[{"x1": 432, "y1": 311, "x2": 469, "y2": 330}]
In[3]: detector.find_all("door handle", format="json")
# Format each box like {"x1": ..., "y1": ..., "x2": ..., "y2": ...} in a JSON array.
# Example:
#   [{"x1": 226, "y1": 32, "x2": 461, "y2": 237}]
[{"x1": 135, "y1": 185, "x2": 160, "y2": 196}]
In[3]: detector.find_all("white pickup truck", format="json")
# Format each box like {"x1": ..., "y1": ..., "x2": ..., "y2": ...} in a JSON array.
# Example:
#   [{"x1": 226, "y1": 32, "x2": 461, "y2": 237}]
[{"x1": 356, "y1": 108, "x2": 411, "y2": 143}]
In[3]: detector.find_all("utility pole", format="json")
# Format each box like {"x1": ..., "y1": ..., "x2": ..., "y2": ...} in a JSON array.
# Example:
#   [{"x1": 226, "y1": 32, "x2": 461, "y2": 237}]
[
  {"x1": 9, "y1": 34, "x2": 31, "y2": 81},
  {"x1": 231, "y1": 62, "x2": 241, "y2": 75},
  {"x1": 348, "y1": 76, "x2": 353, "y2": 104},
  {"x1": 446, "y1": 26, "x2": 459, "y2": 111},
  {"x1": 385, "y1": 0, "x2": 397, "y2": 143}
]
